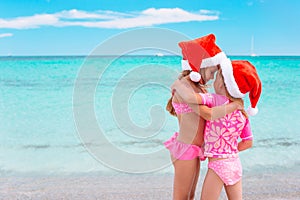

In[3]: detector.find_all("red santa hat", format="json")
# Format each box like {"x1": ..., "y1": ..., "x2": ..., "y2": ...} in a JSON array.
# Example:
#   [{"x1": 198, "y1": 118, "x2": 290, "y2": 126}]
[
  {"x1": 220, "y1": 60, "x2": 262, "y2": 116},
  {"x1": 178, "y1": 33, "x2": 231, "y2": 82}
]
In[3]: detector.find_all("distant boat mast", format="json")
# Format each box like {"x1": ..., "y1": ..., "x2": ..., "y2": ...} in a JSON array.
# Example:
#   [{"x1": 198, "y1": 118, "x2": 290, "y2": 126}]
[{"x1": 250, "y1": 36, "x2": 257, "y2": 57}]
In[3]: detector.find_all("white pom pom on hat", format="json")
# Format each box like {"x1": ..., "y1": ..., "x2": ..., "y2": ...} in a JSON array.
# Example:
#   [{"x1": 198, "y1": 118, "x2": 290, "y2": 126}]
[
  {"x1": 190, "y1": 71, "x2": 201, "y2": 82},
  {"x1": 246, "y1": 106, "x2": 258, "y2": 116},
  {"x1": 181, "y1": 60, "x2": 201, "y2": 82}
]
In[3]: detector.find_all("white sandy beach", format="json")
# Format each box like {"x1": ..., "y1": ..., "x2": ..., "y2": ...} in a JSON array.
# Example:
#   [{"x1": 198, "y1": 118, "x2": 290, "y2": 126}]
[{"x1": 1, "y1": 171, "x2": 299, "y2": 200}]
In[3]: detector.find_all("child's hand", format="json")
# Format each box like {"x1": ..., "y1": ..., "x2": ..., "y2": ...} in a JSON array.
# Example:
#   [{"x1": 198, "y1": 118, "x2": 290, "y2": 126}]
[
  {"x1": 171, "y1": 78, "x2": 194, "y2": 98},
  {"x1": 178, "y1": 78, "x2": 192, "y2": 88},
  {"x1": 233, "y1": 101, "x2": 244, "y2": 110}
]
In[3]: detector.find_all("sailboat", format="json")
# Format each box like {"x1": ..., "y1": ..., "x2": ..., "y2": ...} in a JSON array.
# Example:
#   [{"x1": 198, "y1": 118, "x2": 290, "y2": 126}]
[
  {"x1": 250, "y1": 36, "x2": 257, "y2": 57},
  {"x1": 155, "y1": 52, "x2": 164, "y2": 57}
]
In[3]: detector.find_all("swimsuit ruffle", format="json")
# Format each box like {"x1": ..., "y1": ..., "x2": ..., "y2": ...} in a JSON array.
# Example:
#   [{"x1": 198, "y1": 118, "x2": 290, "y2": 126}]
[{"x1": 164, "y1": 132, "x2": 206, "y2": 161}]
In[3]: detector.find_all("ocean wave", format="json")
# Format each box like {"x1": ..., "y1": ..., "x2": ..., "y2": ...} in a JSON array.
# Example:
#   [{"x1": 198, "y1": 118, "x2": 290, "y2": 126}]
[
  {"x1": 0, "y1": 78, "x2": 74, "y2": 89},
  {"x1": 16, "y1": 136, "x2": 300, "y2": 151},
  {"x1": 120, "y1": 139, "x2": 164, "y2": 148},
  {"x1": 21, "y1": 142, "x2": 103, "y2": 150},
  {"x1": 254, "y1": 137, "x2": 300, "y2": 148},
  {"x1": 20, "y1": 140, "x2": 166, "y2": 150},
  {"x1": 22, "y1": 144, "x2": 51, "y2": 149}
]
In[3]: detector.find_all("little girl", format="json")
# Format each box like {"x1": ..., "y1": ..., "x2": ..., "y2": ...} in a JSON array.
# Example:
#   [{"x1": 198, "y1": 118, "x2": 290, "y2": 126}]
[{"x1": 172, "y1": 60, "x2": 262, "y2": 200}]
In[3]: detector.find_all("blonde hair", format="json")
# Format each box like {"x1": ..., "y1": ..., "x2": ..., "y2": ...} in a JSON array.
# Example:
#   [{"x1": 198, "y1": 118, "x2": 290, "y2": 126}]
[{"x1": 227, "y1": 95, "x2": 248, "y2": 118}]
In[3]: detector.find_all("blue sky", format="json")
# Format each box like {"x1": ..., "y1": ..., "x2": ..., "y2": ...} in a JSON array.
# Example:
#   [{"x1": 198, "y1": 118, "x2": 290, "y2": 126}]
[{"x1": 0, "y1": 0, "x2": 299, "y2": 56}]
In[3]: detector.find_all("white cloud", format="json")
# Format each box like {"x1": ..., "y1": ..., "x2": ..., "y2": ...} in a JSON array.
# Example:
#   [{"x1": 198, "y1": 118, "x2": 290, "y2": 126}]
[
  {"x1": 0, "y1": 33, "x2": 13, "y2": 38},
  {"x1": 0, "y1": 8, "x2": 219, "y2": 29},
  {"x1": 57, "y1": 9, "x2": 130, "y2": 20},
  {"x1": 199, "y1": 9, "x2": 219, "y2": 15},
  {"x1": 0, "y1": 14, "x2": 59, "y2": 29}
]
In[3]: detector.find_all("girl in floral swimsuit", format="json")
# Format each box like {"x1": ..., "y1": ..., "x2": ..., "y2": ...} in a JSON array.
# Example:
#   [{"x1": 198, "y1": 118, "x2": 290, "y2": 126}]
[
  {"x1": 172, "y1": 60, "x2": 261, "y2": 200},
  {"x1": 165, "y1": 68, "x2": 241, "y2": 200}
]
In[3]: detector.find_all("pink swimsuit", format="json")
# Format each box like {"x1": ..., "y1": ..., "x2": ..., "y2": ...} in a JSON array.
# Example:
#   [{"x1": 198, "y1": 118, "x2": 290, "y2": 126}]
[
  {"x1": 199, "y1": 93, "x2": 253, "y2": 185},
  {"x1": 164, "y1": 102, "x2": 205, "y2": 161},
  {"x1": 171, "y1": 102, "x2": 193, "y2": 114}
]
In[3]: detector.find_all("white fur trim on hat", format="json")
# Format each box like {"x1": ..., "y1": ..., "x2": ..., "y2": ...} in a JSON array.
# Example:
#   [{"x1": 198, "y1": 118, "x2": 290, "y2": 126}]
[
  {"x1": 219, "y1": 58, "x2": 246, "y2": 98},
  {"x1": 200, "y1": 52, "x2": 228, "y2": 68},
  {"x1": 181, "y1": 60, "x2": 192, "y2": 71},
  {"x1": 190, "y1": 71, "x2": 201, "y2": 82},
  {"x1": 246, "y1": 106, "x2": 258, "y2": 116}
]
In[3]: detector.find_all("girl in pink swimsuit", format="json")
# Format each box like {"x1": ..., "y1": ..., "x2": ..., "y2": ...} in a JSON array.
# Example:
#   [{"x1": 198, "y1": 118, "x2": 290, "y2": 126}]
[{"x1": 172, "y1": 60, "x2": 262, "y2": 200}]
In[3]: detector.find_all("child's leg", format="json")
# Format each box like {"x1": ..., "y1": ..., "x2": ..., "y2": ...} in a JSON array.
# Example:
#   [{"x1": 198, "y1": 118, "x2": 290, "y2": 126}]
[
  {"x1": 189, "y1": 158, "x2": 200, "y2": 199},
  {"x1": 172, "y1": 155, "x2": 200, "y2": 200},
  {"x1": 224, "y1": 180, "x2": 242, "y2": 200},
  {"x1": 200, "y1": 169, "x2": 224, "y2": 200}
]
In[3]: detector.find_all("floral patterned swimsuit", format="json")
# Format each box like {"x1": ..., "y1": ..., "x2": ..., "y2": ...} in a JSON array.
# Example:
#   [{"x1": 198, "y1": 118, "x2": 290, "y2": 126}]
[
  {"x1": 199, "y1": 93, "x2": 253, "y2": 185},
  {"x1": 199, "y1": 93, "x2": 252, "y2": 158}
]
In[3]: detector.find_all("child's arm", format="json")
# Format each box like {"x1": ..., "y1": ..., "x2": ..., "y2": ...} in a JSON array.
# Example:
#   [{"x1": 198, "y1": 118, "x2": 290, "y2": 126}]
[
  {"x1": 238, "y1": 119, "x2": 253, "y2": 152},
  {"x1": 171, "y1": 79, "x2": 203, "y2": 104},
  {"x1": 189, "y1": 102, "x2": 242, "y2": 121},
  {"x1": 238, "y1": 140, "x2": 253, "y2": 151},
  {"x1": 172, "y1": 78, "x2": 243, "y2": 120}
]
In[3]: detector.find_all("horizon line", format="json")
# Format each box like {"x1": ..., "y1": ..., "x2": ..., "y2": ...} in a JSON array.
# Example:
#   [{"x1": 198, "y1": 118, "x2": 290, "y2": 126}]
[{"x1": 1, "y1": 54, "x2": 300, "y2": 57}]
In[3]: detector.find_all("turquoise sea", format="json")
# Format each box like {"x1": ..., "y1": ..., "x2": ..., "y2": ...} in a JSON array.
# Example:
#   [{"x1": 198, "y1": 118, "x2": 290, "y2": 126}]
[{"x1": 0, "y1": 55, "x2": 300, "y2": 175}]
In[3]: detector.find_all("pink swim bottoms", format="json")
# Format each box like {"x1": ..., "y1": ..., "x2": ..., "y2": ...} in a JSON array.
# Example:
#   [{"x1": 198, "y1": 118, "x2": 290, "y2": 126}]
[
  {"x1": 208, "y1": 157, "x2": 242, "y2": 186},
  {"x1": 164, "y1": 132, "x2": 205, "y2": 161}
]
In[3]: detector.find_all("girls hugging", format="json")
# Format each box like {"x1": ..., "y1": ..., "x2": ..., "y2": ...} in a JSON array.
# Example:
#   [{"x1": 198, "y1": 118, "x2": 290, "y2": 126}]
[{"x1": 165, "y1": 34, "x2": 262, "y2": 200}]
